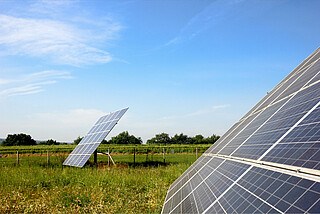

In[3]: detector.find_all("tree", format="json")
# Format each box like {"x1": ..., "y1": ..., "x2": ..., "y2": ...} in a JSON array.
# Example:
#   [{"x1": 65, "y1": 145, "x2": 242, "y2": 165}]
[
  {"x1": 46, "y1": 139, "x2": 59, "y2": 145},
  {"x1": 108, "y1": 131, "x2": 142, "y2": 145},
  {"x1": 203, "y1": 134, "x2": 220, "y2": 144},
  {"x1": 171, "y1": 133, "x2": 193, "y2": 144},
  {"x1": 38, "y1": 139, "x2": 59, "y2": 145},
  {"x1": 73, "y1": 136, "x2": 83, "y2": 145},
  {"x1": 192, "y1": 134, "x2": 204, "y2": 144},
  {"x1": 146, "y1": 133, "x2": 171, "y2": 144},
  {"x1": 3, "y1": 133, "x2": 36, "y2": 146}
]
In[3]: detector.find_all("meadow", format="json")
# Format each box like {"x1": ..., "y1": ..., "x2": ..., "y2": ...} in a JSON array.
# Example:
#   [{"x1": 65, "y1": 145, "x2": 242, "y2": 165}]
[{"x1": 0, "y1": 145, "x2": 207, "y2": 213}]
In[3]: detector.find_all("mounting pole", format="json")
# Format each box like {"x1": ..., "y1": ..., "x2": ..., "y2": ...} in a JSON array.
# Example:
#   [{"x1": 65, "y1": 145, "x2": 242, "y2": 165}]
[{"x1": 94, "y1": 150, "x2": 98, "y2": 165}]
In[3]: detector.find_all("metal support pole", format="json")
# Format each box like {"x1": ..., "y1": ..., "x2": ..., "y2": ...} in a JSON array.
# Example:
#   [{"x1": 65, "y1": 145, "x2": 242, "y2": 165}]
[{"x1": 94, "y1": 150, "x2": 97, "y2": 165}]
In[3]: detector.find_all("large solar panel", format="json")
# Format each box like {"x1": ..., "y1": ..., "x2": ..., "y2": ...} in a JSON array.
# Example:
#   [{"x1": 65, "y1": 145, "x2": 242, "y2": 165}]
[
  {"x1": 162, "y1": 48, "x2": 320, "y2": 213},
  {"x1": 63, "y1": 107, "x2": 128, "y2": 167}
]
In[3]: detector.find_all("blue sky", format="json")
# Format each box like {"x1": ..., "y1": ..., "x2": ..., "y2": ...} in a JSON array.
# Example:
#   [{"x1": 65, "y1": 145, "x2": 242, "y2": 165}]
[{"x1": 0, "y1": 0, "x2": 319, "y2": 142}]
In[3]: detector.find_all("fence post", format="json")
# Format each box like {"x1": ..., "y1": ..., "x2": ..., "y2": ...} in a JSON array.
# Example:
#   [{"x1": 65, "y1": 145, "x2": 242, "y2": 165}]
[
  {"x1": 16, "y1": 151, "x2": 19, "y2": 165},
  {"x1": 133, "y1": 147, "x2": 136, "y2": 167},
  {"x1": 196, "y1": 147, "x2": 198, "y2": 159},
  {"x1": 108, "y1": 148, "x2": 110, "y2": 167},
  {"x1": 47, "y1": 150, "x2": 50, "y2": 166},
  {"x1": 163, "y1": 147, "x2": 166, "y2": 164},
  {"x1": 146, "y1": 148, "x2": 149, "y2": 162}
]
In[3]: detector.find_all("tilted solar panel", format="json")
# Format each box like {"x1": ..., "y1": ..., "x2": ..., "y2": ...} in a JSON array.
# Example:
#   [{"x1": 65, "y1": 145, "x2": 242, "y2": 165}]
[
  {"x1": 63, "y1": 107, "x2": 128, "y2": 167},
  {"x1": 162, "y1": 48, "x2": 320, "y2": 213}
]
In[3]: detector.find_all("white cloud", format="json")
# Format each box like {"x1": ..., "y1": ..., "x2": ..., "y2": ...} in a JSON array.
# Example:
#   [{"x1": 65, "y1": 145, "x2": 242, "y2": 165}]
[
  {"x1": 0, "y1": 14, "x2": 121, "y2": 65},
  {"x1": 160, "y1": 104, "x2": 230, "y2": 121},
  {"x1": 0, "y1": 83, "x2": 45, "y2": 97},
  {"x1": 165, "y1": 0, "x2": 243, "y2": 47},
  {"x1": 35, "y1": 108, "x2": 106, "y2": 125},
  {"x1": 0, "y1": 108, "x2": 108, "y2": 142},
  {"x1": 0, "y1": 70, "x2": 72, "y2": 98},
  {"x1": 29, "y1": 0, "x2": 77, "y2": 16}
]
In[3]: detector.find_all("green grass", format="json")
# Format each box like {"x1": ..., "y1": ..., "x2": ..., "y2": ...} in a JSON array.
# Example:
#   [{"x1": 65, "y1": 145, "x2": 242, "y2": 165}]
[{"x1": 0, "y1": 153, "x2": 197, "y2": 213}]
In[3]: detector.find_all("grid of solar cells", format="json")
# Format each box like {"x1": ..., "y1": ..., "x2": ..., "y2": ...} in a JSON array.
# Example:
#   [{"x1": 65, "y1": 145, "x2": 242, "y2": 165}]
[
  {"x1": 163, "y1": 158, "x2": 250, "y2": 213},
  {"x1": 166, "y1": 160, "x2": 320, "y2": 214},
  {"x1": 262, "y1": 97, "x2": 320, "y2": 170},
  {"x1": 162, "y1": 48, "x2": 320, "y2": 214},
  {"x1": 166, "y1": 156, "x2": 212, "y2": 200},
  {"x1": 63, "y1": 107, "x2": 128, "y2": 167},
  {"x1": 305, "y1": 60, "x2": 320, "y2": 86},
  {"x1": 219, "y1": 98, "x2": 288, "y2": 156},
  {"x1": 235, "y1": 167, "x2": 320, "y2": 213},
  {"x1": 231, "y1": 82, "x2": 320, "y2": 160},
  {"x1": 207, "y1": 114, "x2": 258, "y2": 154},
  {"x1": 204, "y1": 122, "x2": 241, "y2": 154}
]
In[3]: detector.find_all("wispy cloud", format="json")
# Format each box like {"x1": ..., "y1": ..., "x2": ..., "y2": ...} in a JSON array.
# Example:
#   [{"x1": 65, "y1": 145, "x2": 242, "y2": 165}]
[
  {"x1": 0, "y1": 14, "x2": 121, "y2": 66},
  {"x1": 1, "y1": 108, "x2": 107, "y2": 141},
  {"x1": 29, "y1": 0, "x2": 77, "y2": 16},
  {"x1": 165, "y1": 0, "x2": 243, "y2": 47},
  {"x1": 30, "y1": 108, "x2": 107, "y2": 141},
  {"x1": 34, "y1": 108, "x2": 106, "y2": 125},
  {"x1": 160, "y1": 104, "x2": 230, "y2": 121},
  {"x1": 0, "y1": 1, "x2": 122, "y2": 100},
  {"x1": 0, "y1": 70, "x2": 72, "y2": 98}
]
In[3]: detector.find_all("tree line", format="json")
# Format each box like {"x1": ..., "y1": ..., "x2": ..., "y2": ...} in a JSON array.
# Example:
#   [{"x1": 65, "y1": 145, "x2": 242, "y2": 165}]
[
  {"x1": 1, "y1": 132, "x2": 220, "y2": 146},
  {"x1": 1, "y1": 133, "x2": 65, "y2": 146}
]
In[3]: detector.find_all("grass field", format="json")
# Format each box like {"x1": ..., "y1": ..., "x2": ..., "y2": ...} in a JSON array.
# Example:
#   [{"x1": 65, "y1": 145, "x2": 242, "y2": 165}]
[{"x1": 0, "y1": 147, "x2": 200, "y2": 213}]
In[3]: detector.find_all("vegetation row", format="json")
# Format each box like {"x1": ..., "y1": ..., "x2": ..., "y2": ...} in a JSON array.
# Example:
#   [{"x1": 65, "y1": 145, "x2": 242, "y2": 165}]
[
  {"x1": 0, "y1": 144, "x2": 211, "y2": 155},
  {"x1": 1, "y1": 131, "x2": 220, "y2": 146}
]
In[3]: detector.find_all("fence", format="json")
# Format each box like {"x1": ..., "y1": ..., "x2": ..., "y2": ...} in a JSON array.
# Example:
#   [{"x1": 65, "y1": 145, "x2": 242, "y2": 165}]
[{"x1": 0, "y1": 145, "x2": 211, "y2": 167}]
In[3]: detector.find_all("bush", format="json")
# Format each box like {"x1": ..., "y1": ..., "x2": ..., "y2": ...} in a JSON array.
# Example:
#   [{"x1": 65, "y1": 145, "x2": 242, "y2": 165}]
[{"x1": 3, "y1": 133, "x2": 36, "y2": 146}]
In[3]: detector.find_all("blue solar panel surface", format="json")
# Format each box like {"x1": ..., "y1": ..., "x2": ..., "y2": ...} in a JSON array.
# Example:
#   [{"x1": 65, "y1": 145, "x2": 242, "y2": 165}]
[
  {"x1": 63, "y1": 107, "x2": 128, "y2": 167},
  {"x1": 162, "y1": 48, "x2": 320, "y2": 213}
]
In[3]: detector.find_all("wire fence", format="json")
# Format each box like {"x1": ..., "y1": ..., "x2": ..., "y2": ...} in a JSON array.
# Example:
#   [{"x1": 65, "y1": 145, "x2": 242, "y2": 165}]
[{"x1": 0, "y1": 145, "x2": 210, "y2": 168}]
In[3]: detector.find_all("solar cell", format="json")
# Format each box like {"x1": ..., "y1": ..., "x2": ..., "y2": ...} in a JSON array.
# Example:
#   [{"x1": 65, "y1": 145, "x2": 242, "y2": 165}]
[
  {"x1": 63, "y1": 107, "x2": 128, "y2": 167},
  {"x1": 162, "y1": 48, "x2": 320, "y2": 213}
]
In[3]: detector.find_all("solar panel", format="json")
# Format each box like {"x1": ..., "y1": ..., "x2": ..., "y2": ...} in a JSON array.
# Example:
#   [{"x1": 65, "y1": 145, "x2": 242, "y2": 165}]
[
  {"x1": 63, "y1": 107, "x2": 128, "y2": 167},
  {"x1": 162, "y1": 48, "x2": 320, "y2": 213}
]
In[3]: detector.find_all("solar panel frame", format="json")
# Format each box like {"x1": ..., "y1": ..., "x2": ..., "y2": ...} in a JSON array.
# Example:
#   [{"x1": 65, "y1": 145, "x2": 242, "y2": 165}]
[
  {"x1": 162, "y1": 48, "x2": 320, "y2": 214},
  {"x1": 63, "y1": 107, "x2": 128, "y2": 167}
]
